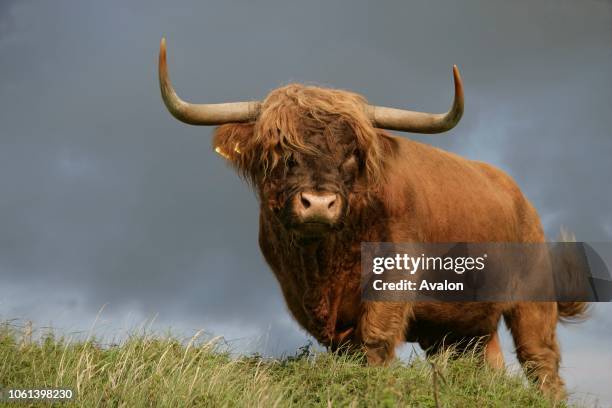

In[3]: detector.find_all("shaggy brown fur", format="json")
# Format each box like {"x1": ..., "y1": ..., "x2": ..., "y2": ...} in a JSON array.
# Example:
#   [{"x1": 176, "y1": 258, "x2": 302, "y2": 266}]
[
  {"x1": 212, "y1": 83, "x2": 587, "y2": 401},
  {"x1": 214, "y1": 84, "x2": 388, "y2": 187}
]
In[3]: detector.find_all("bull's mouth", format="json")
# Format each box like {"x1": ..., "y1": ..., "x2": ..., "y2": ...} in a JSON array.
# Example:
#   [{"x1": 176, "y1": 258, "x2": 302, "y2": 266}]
[{"x1": 292, "y1": 221, "x2": 335, "y2": 238}]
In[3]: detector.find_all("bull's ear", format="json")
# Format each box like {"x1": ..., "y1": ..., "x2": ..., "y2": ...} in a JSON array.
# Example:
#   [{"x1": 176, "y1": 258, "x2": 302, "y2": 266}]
[{"x1": 212, "y1": 123, "x2": 258, "y2": 178}]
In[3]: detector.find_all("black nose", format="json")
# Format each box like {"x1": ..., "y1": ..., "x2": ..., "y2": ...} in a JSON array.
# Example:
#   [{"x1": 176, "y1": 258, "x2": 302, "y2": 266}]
[{"x1": 294, "y1": 191, "x2": 341, "y2": 222}]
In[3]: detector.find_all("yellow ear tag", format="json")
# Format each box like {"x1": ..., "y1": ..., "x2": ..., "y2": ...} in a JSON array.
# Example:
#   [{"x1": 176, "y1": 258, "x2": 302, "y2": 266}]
[
  {"x1": 214, "y1": 146, "x2": 230, "y2": 159},
  {"x1": 215, "y1": 143, "x2": 241, "y2": 159}
]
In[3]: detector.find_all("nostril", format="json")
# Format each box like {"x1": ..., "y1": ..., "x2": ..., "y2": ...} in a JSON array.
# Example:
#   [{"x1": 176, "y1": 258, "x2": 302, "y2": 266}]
[{"x1": 298, "y1": 192, "x2": 340, "y2": 217}]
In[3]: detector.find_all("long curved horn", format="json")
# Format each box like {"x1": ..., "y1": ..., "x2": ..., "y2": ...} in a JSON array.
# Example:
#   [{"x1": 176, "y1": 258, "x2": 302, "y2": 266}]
[
  {"x1": 366, "y1": 65, "x2": 464, "y2": 133},
  {"x1": 158, "y1": 38, "x2": 260, "y2": 125}
]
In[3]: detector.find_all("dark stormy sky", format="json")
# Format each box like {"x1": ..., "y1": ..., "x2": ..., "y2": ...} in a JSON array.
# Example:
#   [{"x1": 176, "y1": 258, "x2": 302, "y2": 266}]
[{"x1": 1, "y1": 0, "x2": 611, "y2": 403}]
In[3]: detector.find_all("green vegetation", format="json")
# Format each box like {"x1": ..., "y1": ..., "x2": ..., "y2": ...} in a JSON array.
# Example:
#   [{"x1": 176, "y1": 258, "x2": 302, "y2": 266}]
[{"x1": 0, "y1": 322, "x2": 560, "y2": 407}]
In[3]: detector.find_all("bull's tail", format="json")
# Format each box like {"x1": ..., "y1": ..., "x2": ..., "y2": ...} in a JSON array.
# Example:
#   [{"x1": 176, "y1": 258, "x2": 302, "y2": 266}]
[
  {"x1": 554, "y1": 227, "x2": 590, "y2": 324},
  {"x1": 557, "y1": 301, "x2": 589, "y2": 323}
]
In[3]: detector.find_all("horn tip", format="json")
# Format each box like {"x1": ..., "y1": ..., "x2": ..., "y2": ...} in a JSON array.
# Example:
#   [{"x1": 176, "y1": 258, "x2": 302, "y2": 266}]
[
  {"x1": 452, "y1": 65, "x2": 463, "y2": 89},
  {"x1": 159, "y1": 38, "x2": 168, "y2": 70}
]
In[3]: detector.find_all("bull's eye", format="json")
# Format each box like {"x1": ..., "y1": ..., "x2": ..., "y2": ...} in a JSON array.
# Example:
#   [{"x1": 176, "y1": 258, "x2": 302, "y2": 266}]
[
  {"x1": 342, "y1": 154, "x2": 358, "y2": 171},
  {"x1": 340, "y1": 152, "x2": 361, "y2": 184},
  {"x1": 286, "y1": 156, "x2": 298, "y2": 169}
]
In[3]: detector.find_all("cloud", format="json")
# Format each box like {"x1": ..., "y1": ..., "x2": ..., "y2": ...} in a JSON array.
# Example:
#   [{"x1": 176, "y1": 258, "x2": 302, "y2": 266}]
[{"x1": 0, "y1": 1, "x2": 20, "y2": 38}]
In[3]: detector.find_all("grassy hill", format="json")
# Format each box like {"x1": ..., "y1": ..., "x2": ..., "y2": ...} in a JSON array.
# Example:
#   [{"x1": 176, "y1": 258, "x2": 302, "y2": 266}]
[{"x1": 0, "y1": 322, "x2": 561, "y2": 407}]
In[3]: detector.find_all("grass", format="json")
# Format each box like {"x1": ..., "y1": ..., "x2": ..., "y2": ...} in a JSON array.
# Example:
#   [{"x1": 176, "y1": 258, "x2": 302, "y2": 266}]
[{"x1": 0, "y1": 322, "x2": 562, "y2": 407}]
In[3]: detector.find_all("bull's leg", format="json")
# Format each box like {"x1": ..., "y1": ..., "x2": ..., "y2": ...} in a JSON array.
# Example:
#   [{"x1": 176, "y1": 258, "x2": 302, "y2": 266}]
[
  {"x1": 356, "y1": 301, "x2": 412, "y2": 365},
  {"x1": 504, "y1": 302, "x2": 565, "y2": 400},
  {"x1": 484, "y1": 331, "x2": 505, "y2": 370}
]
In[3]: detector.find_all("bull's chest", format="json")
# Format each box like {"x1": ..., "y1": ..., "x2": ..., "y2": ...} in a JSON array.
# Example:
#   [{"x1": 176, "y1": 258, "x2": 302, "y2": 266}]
[{"x1": 288, "y1": 250, "x2": 362, "y2": 345}]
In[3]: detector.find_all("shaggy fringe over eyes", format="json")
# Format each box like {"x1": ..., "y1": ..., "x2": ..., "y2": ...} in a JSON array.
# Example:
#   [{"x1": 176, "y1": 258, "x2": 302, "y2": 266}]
[{"x1": 218, "y1": 84, "x2": 389, "y2": 186}]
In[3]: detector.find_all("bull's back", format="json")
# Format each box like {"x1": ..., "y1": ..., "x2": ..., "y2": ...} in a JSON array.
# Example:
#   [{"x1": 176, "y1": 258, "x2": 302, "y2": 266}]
[{"x1": 384, "y1": 137, "x2": 544, "y2": 243}]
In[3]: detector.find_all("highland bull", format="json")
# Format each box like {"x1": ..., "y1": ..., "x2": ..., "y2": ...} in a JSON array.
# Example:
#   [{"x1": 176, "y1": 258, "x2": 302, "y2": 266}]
[{"x1": 158, "y1": 38, "x2": 587, "y2": 400}]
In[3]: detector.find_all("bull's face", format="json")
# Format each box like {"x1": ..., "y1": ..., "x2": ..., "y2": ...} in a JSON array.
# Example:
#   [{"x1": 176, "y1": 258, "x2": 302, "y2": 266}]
[
  {"x1": 272, "y1": 135, "x2": 361, "y2": 236},
  {"x1": 262, "y1": 121, "x2": 362, "y2": 238},
  {"x1": 213, "y1": 117, "x2": 367, "y2": 240}
]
